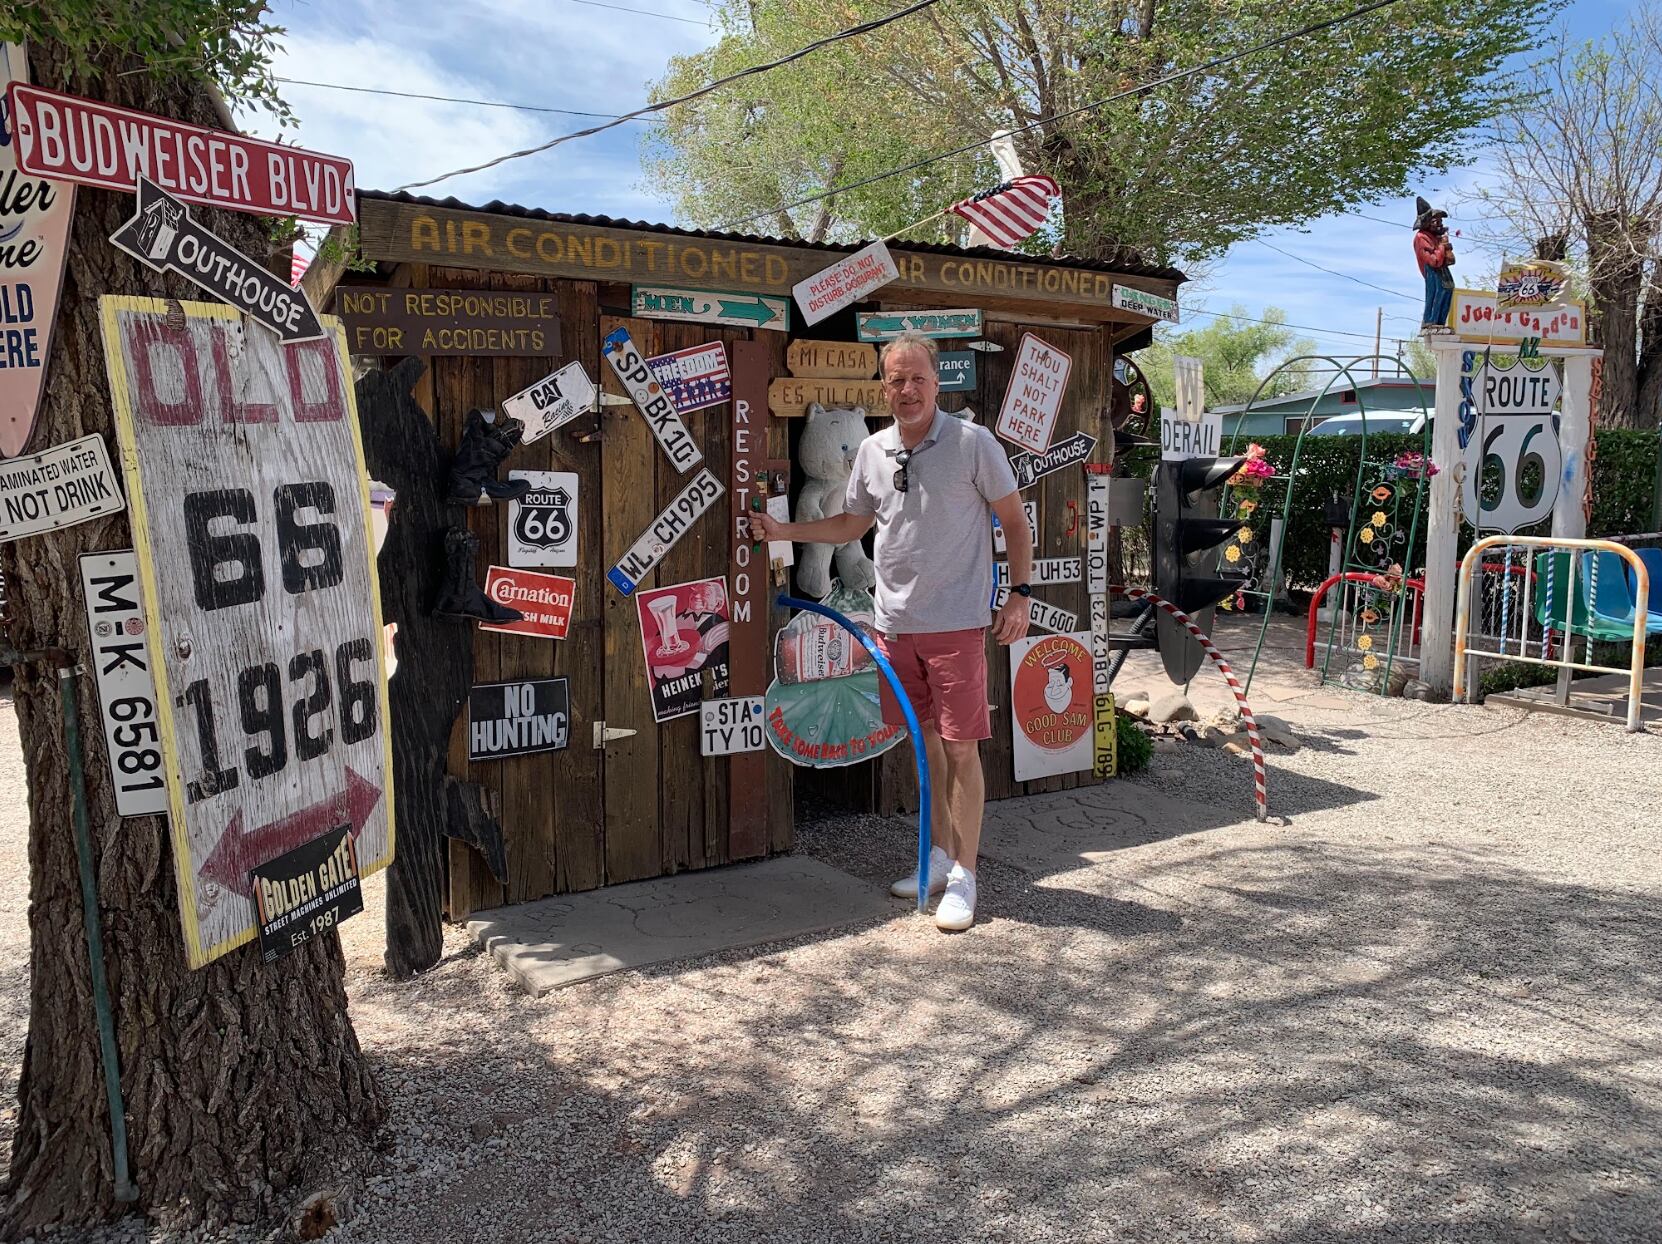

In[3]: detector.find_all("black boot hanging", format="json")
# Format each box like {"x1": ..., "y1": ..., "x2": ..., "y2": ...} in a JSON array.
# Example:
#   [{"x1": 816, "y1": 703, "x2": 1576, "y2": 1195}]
[
  {"x1": 447, "y1": 408, "x2": 533, "y2": 505},
  {"x1": 433, "y1": 525, "x2": 524, "y2": 624}
]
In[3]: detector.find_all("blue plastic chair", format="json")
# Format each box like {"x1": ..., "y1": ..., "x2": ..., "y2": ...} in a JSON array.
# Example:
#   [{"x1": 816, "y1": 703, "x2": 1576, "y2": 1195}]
[
  {"x1": 1581, "y1": 550, "x2": 1662, "y2": 637},
  {"x1": 1631, "y1": 547, "x2": 1662, "y2": 619}
]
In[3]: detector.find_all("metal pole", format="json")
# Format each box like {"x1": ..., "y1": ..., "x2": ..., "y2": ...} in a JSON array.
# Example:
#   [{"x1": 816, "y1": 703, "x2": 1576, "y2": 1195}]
[
  {"x1": 57, "y1": 666, "x2": 138, "y2": 1204},
  {"x1": 1372, "y1": 308, "x2": 1382, "y2": 379},
  {"x1": 776, "y1": 595, "x2": 933, "y2": 913}
]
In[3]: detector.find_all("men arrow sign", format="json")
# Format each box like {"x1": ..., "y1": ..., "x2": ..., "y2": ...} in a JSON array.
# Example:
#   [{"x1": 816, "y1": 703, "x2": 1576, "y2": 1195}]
[
  {"x1": 110, "y1": 177, "x2": 325, "y2": 343},
  {"x1": 199, "y1": 766, "x2": 382, "y2": 896}
]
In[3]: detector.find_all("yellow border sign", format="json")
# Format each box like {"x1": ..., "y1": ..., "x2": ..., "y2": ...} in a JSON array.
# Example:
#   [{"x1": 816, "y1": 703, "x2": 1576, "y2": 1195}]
[{"x1": 99, "y1": 297, "x2": 395, "y2": 968}]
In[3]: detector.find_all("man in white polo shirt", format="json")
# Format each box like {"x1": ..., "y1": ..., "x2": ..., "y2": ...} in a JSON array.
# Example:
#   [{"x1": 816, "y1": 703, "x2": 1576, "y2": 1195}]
[{"x1": 752, "y1": 331, "x2": 1034, "y2": 930}]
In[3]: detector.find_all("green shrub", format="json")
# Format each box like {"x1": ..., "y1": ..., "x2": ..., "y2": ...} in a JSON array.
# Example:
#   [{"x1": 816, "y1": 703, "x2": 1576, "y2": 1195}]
[{"x1": 1115, "y1": 712, "x2": 1153, "y2": 775}]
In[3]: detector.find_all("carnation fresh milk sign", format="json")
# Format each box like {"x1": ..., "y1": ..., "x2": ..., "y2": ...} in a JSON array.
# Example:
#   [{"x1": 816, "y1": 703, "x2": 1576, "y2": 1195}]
[{"x1": 793, "y1": 241, "x2": 900, "y2": 327}]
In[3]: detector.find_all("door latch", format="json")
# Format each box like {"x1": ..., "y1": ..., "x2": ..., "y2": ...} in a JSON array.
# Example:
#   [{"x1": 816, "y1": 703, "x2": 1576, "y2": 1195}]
[{"x1": 593, "y1": 721, "x2": 638, "y2": 748}]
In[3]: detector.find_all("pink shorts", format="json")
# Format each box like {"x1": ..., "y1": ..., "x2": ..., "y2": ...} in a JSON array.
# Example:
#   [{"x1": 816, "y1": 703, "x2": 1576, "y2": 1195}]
[{"x1": 874, "y1": 629, "x2": 990, "y2": 742}]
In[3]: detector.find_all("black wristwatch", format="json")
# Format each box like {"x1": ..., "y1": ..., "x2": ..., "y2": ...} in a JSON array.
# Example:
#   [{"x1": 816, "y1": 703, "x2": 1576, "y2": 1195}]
[{"x1": 1012, "y1": 583, "x2": 1033, "y2": 598}]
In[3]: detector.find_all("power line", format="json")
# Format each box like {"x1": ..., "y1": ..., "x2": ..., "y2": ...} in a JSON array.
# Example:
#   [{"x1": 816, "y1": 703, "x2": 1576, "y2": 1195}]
[
  {"x1": 277, "y1": 77, "x2": 637, "y2": 120},
  {"x1": 1250, "y1": 238, "x2": 1419, "y2": 302},
  {"x1": 560, "y1": 0, "x2": 711, "y2": 24},
  {"x1": 395, "y1": 0, "x2": 943, "y2": 193},
  {"x1": 718, "y1": 0, "x2": 1410, "y2": 230},
  {"x1": 1179, "y1": 305, "x2": 1389, "y2": 346}
]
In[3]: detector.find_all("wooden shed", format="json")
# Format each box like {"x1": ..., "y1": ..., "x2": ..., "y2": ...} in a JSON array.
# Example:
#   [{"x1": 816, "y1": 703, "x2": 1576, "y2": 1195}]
[{"x1": 324, "y1": 191, "x2": 1183, "y2": 921}]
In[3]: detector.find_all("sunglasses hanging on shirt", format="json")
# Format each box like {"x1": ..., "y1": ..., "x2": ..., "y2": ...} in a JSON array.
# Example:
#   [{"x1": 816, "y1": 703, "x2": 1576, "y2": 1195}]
[{"x1": 892, "y1": 448, "x2": 914, "y2": 493}]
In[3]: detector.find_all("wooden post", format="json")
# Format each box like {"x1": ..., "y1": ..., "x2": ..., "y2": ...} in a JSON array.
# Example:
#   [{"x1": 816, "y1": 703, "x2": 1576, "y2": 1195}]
[
  {"x1": 355, "y1": 359, "x2": 507, "y2": 977},
  {"x1": 728, "y1": 340, "x2": 771, "y2": 858},
  {"x1": 1419, "y1": 340, "x2": 1466, "y2": 694},
  {"x1": 1553, "y1": 354, "x2": 1594, "y2": 541}
]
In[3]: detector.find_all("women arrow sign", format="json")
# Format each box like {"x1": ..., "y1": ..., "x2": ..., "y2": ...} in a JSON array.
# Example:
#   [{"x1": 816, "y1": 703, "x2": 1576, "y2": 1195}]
[{"x1": 110, "y1": 177, "x2": 325, "y2": 343}]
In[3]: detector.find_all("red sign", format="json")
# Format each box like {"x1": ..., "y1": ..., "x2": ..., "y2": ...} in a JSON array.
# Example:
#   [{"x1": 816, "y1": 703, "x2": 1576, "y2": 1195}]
[
  {"x1": 6, "y1": 83, "x2": 356, "y2": 225},
  {"x1": 479, "y1": 567, "x2": 575, "y2": 640}
]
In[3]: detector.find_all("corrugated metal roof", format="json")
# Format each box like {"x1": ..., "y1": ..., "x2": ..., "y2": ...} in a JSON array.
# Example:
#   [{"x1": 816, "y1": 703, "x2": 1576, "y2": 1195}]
[{"x1": 357, "y1": 189, "x2": 1187, "y2": 285}]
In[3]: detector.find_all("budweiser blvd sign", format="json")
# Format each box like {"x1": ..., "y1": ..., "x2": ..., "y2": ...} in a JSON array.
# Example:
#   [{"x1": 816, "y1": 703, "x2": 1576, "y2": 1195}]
[{"x1": 479, "y1": 567, "x2": 575, "y2": 640}]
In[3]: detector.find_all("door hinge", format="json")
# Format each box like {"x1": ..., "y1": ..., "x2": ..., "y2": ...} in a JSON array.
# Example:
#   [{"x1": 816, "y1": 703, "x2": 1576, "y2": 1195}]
[{"x1": 593, "y1": 720, "x2": 638, "y2": 749}]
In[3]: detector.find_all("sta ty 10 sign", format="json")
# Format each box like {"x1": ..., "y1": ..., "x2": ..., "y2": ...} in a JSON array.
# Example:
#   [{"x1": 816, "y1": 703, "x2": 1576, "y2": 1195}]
[{"x1": 99, "y1": 297, "x2": 394, "y2": 970}]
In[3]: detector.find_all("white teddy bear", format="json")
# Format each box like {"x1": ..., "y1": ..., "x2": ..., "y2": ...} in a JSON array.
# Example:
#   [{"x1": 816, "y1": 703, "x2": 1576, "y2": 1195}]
[{"x1": 793, "y1": 402, "x2": 877, "y2": 599}]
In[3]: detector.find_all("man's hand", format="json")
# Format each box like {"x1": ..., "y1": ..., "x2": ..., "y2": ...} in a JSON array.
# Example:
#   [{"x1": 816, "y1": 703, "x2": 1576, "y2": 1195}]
[
  {"x1": 993, "y1": 593, "x2": 1031, "y2": 645},
  {"x1": 747, "y1": 511, "x2": 787, "y2": 542}
]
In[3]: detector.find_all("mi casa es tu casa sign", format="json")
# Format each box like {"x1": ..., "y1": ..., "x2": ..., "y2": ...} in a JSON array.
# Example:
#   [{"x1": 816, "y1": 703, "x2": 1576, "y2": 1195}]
[
  {"x1": 337, "y1": 287, "x2": 561, "y2": 356},
  {"x1": 98, "y1": 296, "x2": 394, "y2": 970}
]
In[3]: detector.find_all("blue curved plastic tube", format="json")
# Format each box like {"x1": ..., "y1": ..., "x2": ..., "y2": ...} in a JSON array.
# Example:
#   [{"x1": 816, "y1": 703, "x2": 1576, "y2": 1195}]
[{"x1": 776, "y1": 595, "x2": 933, "y2": 914}]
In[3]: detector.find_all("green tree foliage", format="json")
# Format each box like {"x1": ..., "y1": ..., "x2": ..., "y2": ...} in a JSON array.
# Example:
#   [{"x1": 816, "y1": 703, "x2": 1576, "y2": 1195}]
[
  {"x1": 1137, "y1": 307, "x2": 1317, "y2": 408},
  {"x1": 0, "y1": 1, "x2": 291, "y2": 123},
  {"x1": 643, "y1": 0, "x2": 1558, "y2": 263}
]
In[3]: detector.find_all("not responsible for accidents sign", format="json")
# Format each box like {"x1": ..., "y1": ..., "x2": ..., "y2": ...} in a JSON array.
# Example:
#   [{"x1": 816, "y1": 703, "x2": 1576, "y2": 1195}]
[{"x1": 99, "y1": 296, "x2": 394, "y2": 969}]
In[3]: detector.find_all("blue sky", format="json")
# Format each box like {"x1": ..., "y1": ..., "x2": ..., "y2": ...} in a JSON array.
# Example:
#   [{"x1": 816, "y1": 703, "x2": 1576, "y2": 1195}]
[{"x1": 254, "y1": 0, "x2": 1638, "y2": 358}]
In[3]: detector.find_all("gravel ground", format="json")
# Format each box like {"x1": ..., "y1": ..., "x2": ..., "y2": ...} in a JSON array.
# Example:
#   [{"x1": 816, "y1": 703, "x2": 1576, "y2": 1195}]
[{"x1": 2, "y1": 662, "x2": 1660, "y2": 1243}]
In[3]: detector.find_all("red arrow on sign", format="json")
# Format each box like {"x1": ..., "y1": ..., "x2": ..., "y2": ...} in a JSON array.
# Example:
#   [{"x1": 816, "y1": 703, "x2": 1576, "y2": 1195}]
[{"x1": 199, "y1": 767, "x2": 382, "y2": 896}]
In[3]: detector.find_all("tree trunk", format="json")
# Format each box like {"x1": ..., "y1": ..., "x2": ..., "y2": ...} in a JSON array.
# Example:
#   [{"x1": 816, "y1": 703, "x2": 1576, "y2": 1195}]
[
  {"x1": 1585, "y1": 211, "x2": 1645, "y2": 430},
  {"x1": 1, "y1": 45, "x2": 383, "y2": 1234},
  {"x1": 1635, "y1": 265, "x2": 1662, "y2": 431}
]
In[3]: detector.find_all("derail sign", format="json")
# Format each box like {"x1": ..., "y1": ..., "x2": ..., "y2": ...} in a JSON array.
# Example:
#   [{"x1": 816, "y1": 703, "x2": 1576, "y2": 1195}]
[
  {"x1": 99, "y1": 297, "x2": 393, "y2": 970},
  {"x1": 8, "y1": 83, "x2": 355, "y2": 224}
]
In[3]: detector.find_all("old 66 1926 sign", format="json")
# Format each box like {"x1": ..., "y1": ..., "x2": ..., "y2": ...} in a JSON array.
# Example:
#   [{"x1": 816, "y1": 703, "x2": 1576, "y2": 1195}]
[{"x1": 99, "y1": 297, "x2": 394, "y2": 969}]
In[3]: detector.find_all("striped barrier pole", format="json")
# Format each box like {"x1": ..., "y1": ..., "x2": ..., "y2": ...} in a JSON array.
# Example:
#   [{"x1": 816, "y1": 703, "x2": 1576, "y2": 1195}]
[{"x1": 1122, "y1": 587, "x2": 1270, "y2": 823}]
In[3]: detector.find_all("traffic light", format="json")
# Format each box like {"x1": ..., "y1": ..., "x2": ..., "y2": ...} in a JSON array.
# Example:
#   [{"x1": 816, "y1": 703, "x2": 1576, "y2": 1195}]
[{"x1": 1152, "y1": 455, "x2": 1247, "y2": 684}]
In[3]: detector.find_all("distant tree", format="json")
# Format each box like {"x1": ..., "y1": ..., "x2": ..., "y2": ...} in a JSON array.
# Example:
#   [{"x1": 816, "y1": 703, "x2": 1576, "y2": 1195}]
[
  {"x1": 0, "y1": 4, "x2": 382, "y2": 1232},
  {"x1": 1471, "y1": 4, "x2": 1662, "y2": 428},
  {"x1": 1137, "y1": 307, "x2": 1317, "y2": 409},
  {"x1": 643, "y1": 0, "x2": 1558, "y2": 266}
]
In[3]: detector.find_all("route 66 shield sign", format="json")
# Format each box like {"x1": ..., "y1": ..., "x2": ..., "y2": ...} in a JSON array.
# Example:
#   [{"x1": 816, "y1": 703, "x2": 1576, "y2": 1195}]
[{"x1": 507, "y1": 470, "x2": 579, "y2": 567}]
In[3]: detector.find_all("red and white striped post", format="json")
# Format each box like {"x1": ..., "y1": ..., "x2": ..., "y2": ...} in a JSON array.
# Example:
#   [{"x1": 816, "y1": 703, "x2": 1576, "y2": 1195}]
[{"x1": 1122, "y1": 587, "x2": 1269, "y2": 823}]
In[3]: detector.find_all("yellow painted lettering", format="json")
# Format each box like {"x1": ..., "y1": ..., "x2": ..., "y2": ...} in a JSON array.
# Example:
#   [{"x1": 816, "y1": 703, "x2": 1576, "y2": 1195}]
[
  {"x1": 506, "y1": 227, "x2": 533, "y2": 259},
  {"x1": 461, "y1": 220, "x2": 493, "y2": 256},
  {"x1": 410, "y1": 215, "x2": 441, "y2": 253},
  {"x1": 710, "y1": 249, "x2": 736, "y2": 280}
]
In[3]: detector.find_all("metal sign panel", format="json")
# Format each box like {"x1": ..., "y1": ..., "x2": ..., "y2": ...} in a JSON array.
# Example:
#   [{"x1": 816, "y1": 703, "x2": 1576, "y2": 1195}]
[
  {"x1": 937, "y1": 350, "x2": 977, "y2": 393},
  {"x1": 1111, "y1": 284, "x2": 1179, "y2": 323},
  {"x1": 993, "y1": 587, "x2": 1077, "y2": 634},
  {"x1": 0, "y1": 44, "x2": 76, "y2": 458},
  {"x1": 602, "y1": 326, "x2": 702, "y2": 471},
  {"x1": 607, "y1": 467, "x2": 725, "y2": 595},
  {"x1": 478, "y1": 567, "x2": 576, "y2": 639},
  {"x1": 468, "y1": 677, "x2": 571, "y2": 761},
  {"x1": 1173, "y1": 355, "x2": 1205, "y2": 423},
  {"x1": 992, "y1": 499, "x2": 1037, "y2": 556},
  {"x1": 1009, "y1": 632, "x2": 1094, "y2": 783},
  {"x1": 646, "y1": 341, "x2": 731, "y2": 414},
  {"x1": 700, "y1": 696, "x2": 766, "y2": 756},
  {"x1": 856, "y1": 309, "x2": 983, "y2": 341},
  {"x1": 501, "y1": 360, "x2": 595, "y2": 444},
  {"x1": 0, "y1": 431, "x2": 124, "y2": 542},
  {"x1": 507, "y1": 471, "x2": 578, "y2": 568},
  {"x1": 8, "y1": 82, "x2": 355, "y2": 223},
  {"x1": 631, "y1": 285, "x2": 790, "y2": 332},
  {"x1": 794, "y1": 240, "x2": 899, "y2": 327},
  {"x1": 1160, "y1": 407, "x2": 1222, "y2": 461},
  {"x1": 110, "y1": 177, "x2": 324, "y2": 342},
  {"x1": 996, "y1": 334, "x2": 1072, "y2": 454},
  {"x1": 78, "y1": 550, "x2": 167, "y2": 817},
  {"x1": 995, "y1": 558, "x2": 1081, "y2": 587},
  {"x1": 1086, "y1": 473, "x2": 1110, "y2": 594},
  {"x1": 251, "y1": 826, "x2": 363, "y2": 964},
  {"x1": 1449, "y1": 289, "x2": 1587, "y2": 347},
  {"x1": 335, "y1": 286, "x2": 559, "y2": 356},
  {"x1": 635, "y1": 576, "x2": 731, "y2": 723},
  {"x1": 1093, "y1": 691, "x2": 1118, "y2": 779},
  {"x1": 99, "y1": 297, "x2": 393, "y2": 970},
  {"x1": 1009, "y1": 431, "x2": 1096, "y2": 490}
]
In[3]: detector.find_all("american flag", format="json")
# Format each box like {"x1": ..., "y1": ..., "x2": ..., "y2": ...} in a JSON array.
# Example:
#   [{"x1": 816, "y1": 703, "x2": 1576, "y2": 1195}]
[
  {"x1": 290, "y1": 245, "x2": 311, "y2": 288},
  {"x1": 949, "y1": 175, "x2": 1059, "y2": 249}
]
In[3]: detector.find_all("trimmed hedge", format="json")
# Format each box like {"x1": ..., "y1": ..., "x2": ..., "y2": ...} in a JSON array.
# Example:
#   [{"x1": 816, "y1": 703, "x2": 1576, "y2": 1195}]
[{"x1": 1119, "y1": 428, "x2": 1660, "y2": 589}]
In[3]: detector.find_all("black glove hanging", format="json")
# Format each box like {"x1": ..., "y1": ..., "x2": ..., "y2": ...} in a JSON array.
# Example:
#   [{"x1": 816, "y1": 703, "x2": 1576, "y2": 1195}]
[
  {"x1": 447, "y1": 408, "x2": 532, "y2": 505},
  {"x1": 433, "y1": 526, "x2": 523, "y2": 624}
]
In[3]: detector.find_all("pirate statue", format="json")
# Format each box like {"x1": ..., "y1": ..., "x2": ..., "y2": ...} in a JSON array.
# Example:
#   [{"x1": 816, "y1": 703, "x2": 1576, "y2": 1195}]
[{"x1": 1413, "y1": 196, "x2": 1456, "y2": 333}]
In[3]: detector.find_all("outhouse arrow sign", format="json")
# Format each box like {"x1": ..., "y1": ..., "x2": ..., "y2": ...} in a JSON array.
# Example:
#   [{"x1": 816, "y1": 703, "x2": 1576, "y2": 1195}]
[{"x1": 110, "y1": 177, "x2": 325, "y2": 342}]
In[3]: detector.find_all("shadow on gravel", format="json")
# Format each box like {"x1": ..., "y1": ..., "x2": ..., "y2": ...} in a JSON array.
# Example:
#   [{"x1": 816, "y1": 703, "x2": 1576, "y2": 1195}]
[{"x1": 334, "y1": 833, "x2": 1662, "y2": 1244}]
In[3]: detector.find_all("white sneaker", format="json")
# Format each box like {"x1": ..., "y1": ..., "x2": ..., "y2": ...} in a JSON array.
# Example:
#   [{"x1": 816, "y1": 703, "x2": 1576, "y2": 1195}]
[
  {"x1": 935, "y1": 865, "x2": 976, "y2": 931},
  {"x1": 891, "y1": 846, "x2": 953, "y2": 898}
]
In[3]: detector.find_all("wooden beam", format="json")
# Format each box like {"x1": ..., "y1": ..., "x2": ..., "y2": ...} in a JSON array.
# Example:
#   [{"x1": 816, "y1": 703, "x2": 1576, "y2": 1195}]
[{"x1": 356, "y1": 198, "x2": 1180, "y2": 320}]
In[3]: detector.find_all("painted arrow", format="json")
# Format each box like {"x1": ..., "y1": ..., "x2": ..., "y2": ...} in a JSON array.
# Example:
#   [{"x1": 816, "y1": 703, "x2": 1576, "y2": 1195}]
[
  {"x1": 199, "y1": 766, "x2": 382, "y2": 896},
  {"x1": 1009, "y1": 431, "x2": 1098, "y2": 490},
  {"x1": 110, "y1": 176, "x2": 325, "y2": 343},
  {"x1": 856, "y1": 309, "x2": 984, "y2": 341},
  {"x1": 717, "y1": 297, "x2": 784, "y2": 327}
]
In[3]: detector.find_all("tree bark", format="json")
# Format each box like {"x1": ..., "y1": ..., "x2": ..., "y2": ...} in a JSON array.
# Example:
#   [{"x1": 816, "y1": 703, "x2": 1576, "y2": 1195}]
[
  {"x1": 1, "y1": 45, "x2": 383, "y2": 1234},
  {"x1": 1585, "y1": 211, "x2": 1646, "y2": 430},
  {"x1": 1635, "y1": 266, "x2": 1662, "y2": 431}
]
